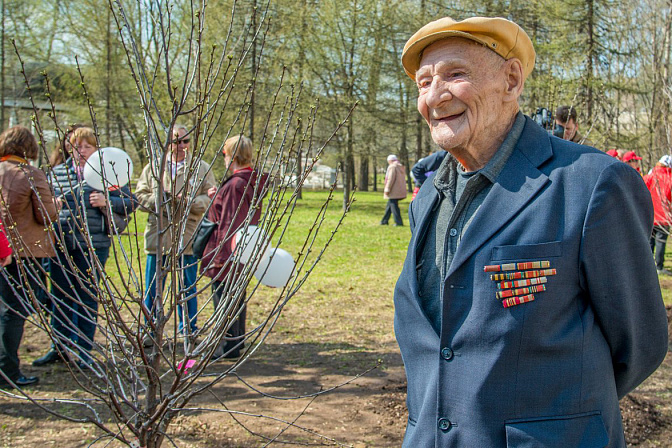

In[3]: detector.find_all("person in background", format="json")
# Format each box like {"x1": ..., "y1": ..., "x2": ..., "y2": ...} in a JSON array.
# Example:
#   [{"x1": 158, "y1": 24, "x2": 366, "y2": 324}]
[
  {"x1": 396, "y1": 16, "x2": 667, "y2": 446},
  {"x1": 0, "y1": 219, "x2": 13, "y2": 384},
  {"x1": 136, "y1": 124, "x2": 215, "y2": 345},
  {"x1": 35, "y1": 124, "x2": 84, "y2": 310},
  {"x1": 411, "y1": 151, "x2": 446, "y2": 200},
  {"x1": 412, "y1": 151, "x2": 447, "y2": 188},
  {"x1": 49, "y1": 124, "x2": 84, "y2": 167},
  {"x1": 606, "y1": 149, "x2": 620, "y2": 159},
  {"x1": 0, "y1": 126, "x2": 58, "y2": 388},
  {"x1": 200, "y1": 135, "x2": 268, "y2": 359},
  {"x1": 623, "y1": 150, "x2": 643, "y2": 174},
  {"x1": 381, "y1": 154, "x2": 407, "y2": 226},
  {"x1": 554, "y1": 105, "x2": 593, "y2": 146},
  {"x1": 33, "y1": 127, "x2": 136, "y2": 369},
  {"x1": 645, "y1": 154, "x2": 672, "y2": 275}
]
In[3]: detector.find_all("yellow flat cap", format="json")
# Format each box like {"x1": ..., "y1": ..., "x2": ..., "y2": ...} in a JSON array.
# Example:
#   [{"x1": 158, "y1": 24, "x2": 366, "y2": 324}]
[{"x1": 402, "y1": 16, "x2": 536, "y2": 81}]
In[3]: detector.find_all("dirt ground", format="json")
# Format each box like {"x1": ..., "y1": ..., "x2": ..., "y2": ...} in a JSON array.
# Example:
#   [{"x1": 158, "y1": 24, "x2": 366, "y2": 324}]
[{"x1": 0, "y1": 308, "x2": 671, "y2": 447}]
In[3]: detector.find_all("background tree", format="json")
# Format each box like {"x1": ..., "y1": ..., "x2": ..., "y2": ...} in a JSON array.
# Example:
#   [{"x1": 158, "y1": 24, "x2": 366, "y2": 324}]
[{"x1": 7, "y1": 1, "x2": 354, "y2": 447}]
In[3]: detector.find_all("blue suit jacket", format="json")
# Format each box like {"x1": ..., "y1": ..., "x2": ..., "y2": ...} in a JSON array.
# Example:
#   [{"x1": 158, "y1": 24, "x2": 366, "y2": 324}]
[{"x1": 394, "y1": 117, "x2": 669, "y2": 447}]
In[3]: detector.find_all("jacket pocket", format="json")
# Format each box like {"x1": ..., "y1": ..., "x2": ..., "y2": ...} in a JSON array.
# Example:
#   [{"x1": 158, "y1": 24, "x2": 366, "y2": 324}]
[
  {"x1": 491, "y1": 241, "x2": 562, "y2": 261},
  {"x1": 505, "y1": 411, "x2": 608, "y2": 448}
]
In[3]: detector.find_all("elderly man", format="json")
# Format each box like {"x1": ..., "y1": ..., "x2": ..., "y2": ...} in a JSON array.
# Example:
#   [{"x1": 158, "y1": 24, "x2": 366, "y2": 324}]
[
  {"x1": 136, "y1": 125, "x2": 215, "y2": 341},
  {"x1": 394, "y1": 17, "x2": 668, "y2": 447}
]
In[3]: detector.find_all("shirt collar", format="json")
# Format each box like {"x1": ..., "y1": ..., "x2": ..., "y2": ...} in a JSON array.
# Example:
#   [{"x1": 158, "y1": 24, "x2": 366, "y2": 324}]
[
  {"x1": 479, "y1": 111, "x2": 526, "y2": 183},
  {"x1": 433, "y1": 111, "x2": 526, "y2": 193}
]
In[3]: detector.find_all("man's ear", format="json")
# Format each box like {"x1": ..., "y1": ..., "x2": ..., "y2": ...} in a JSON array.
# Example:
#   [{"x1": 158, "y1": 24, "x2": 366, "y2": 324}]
[{"x1": 503, "y1": 58, "x2": 525, "y2": 102}]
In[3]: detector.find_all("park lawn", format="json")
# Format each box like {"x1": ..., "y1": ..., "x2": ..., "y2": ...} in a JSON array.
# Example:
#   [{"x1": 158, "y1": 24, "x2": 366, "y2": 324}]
[
  {"x1": 106, "y1": 187, "x2": 672, "y2": 343},
  {"x1": 247, "y1": 190, "x2": 411, "y2": 345},
  {"x1": 98, "y1": 189, "x2": 412, "y2": 365},
  {"x1": 7, "y1": 189, "x2": 672, "y2": 447}
]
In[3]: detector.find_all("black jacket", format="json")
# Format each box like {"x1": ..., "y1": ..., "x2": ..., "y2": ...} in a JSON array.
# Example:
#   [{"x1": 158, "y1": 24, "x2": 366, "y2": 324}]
[
  {"x1": 411, "y1": 151, "x2": 446, "y2": 187},
  {"x1": 50, "y1": 159, "x2": 136, "y2": 249}
]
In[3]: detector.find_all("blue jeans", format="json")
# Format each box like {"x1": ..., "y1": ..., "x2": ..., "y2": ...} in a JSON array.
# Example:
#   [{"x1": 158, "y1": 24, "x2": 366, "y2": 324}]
[
  {"x1": 650, "y1": 225, "x2": 669, "y2": 270},
  {"x1": 50, "y1": 245, "x2": 110, "y2": 362},
  {"x1": 381, "y1": 199, "x2": 403, "y2": 225},
  {"x1": 144, "y1": 254, "x2": 198, "y2": 333}
]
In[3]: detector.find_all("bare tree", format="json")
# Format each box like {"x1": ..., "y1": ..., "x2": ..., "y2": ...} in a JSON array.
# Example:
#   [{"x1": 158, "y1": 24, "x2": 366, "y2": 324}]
[{"x1": 2, "y1": 1, "x2": 355, "y2": 447}]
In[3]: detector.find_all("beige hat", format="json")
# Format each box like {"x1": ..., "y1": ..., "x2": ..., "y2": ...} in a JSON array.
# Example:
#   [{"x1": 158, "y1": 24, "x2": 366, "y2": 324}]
[{"x1": 402, "y1": 16, "x2": 536, "y2": 81}]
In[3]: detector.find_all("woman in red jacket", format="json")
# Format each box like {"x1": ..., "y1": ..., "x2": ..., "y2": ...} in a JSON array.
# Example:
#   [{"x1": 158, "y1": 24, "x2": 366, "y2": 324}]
[
  {"x1": 201, "y1": 135, "x2": 267, "y2": 359},
  {"x1": 644, "y1": 154, "x2": 672, "y2": 274}
]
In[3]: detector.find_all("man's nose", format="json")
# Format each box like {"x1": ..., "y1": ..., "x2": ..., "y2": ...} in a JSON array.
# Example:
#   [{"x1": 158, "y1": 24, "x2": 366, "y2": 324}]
[{"x1": 425, "y1": 79, "x2": 452, "y2": 108}]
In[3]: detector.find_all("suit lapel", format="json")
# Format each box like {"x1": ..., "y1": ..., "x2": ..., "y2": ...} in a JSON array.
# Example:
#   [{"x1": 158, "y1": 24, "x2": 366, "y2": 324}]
[
  {"x1": 402, "y1": 185, "x2": 440, "y2": 301},
  {"x1": 405, "y1": 186, "x2": 441, "y2": 333},
  {"x1": 446, "y1": 120, "x2": 553, "y2": 278},
  {"x1": 410, "y1": 186, "x2": 440, "y2": 262}
]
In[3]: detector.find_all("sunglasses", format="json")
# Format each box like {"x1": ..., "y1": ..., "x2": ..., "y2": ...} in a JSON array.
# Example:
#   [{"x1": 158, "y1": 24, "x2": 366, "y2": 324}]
[{"x1": 171, "y1": 138, "x2": 190, "y2": 144}]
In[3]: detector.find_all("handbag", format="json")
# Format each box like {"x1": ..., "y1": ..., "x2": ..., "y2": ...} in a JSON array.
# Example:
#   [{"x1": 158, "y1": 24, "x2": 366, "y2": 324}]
[
  {"x1": 106, "y1": 210, "x2": 131, "y2": 235},
  {"x1": 192, "y1": 217, "x2": 217, "y2": 258}
]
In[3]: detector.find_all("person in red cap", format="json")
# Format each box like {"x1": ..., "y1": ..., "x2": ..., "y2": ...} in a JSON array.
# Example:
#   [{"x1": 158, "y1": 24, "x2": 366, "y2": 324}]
[
  {"x1": 622, "y1": 150, "x2": 643, "y2": 174},
  {"x1": 606, "y1": 149, "x2": 620, "y2": 159}
]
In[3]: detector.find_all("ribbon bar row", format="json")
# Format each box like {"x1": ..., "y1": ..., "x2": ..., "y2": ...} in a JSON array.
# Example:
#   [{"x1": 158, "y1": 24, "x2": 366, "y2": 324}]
[
  {"x1": 490, "y1": 268, "x2": 556, "y2": 281},
  {"x1": 496, "y1": 284, "x2": 546, "y2": 299},
  {"x1": 484, "y1": 260, "x2": 551, "y2": 272},
  {"x1": 502, "y1": 294, "x2": 535, "y2": 308},
  {"x1": 498, "y1": 276, "x2": 548, "y2": 290}
]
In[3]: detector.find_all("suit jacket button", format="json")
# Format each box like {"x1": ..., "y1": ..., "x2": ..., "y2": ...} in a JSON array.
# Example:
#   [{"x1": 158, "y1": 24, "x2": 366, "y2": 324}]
[
  {"x1": 438, "y1": 418, "x2": 452, "y2": 431},
  {"x1": 449, "y1": 228, "x2": 457, "y2": 237},
  {"x1": 441, "y1": 347, "x2": 454, "y2": 360}
]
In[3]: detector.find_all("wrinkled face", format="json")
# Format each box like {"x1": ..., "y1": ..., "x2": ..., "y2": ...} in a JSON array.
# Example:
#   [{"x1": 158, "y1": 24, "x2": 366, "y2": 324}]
[
  {"x1": 416, "y1": 39, "x2": 508, "y2": 153},
  {"x1": 555, "y1": 118, "x2": 577, "y2": 141},
  {"x1": 170, "y1": 128, "x2": 189, "y2": 162},
  {"x1": 73, "y1": 139, "x2": 97, "y2": 165}
]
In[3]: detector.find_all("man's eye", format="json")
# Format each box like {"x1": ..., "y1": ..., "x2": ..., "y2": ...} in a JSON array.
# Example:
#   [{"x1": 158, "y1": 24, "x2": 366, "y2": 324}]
[{"x1": 417, "y1": 79, "x2": 431, "y2": 90}]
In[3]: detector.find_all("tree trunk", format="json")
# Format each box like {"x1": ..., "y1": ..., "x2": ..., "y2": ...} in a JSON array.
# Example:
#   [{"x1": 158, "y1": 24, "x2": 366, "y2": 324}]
[
  {"x1": 1, "y1": 0, "x2": 4, "y2": 129},
  {"x1": 372, "y1": 156, "x2": 378, "y2": 192},
  {"x1": 341, "y1": 156, "x2": 348, "y2": 210},
  {"x1": 358, "y1": 155, "x2": 369, "y2": 191},
  {"x1": 400, "y1": 127, "x2": 412, "y2": 193},
  {"x1": 296, "y1": 145, "x2": 302, "y2": 199},
  {"x1": 585, "y1": 0, "x2": 595, "y2": 125},
  {"x1": 105, "y1": 8, "x2": 112, "y2": 141},
  {"x1": 346, "y1": 113, "x2": 356, "y2": 194},
  {"x1": 249, "y1": 0, "x2": 257, "y2": 141},
  {"x1": 415, "y1": 114, "x2": 424, "y2": 163}
]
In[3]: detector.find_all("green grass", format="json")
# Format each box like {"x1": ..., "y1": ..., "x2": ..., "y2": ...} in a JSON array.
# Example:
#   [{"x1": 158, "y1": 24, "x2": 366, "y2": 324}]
[
  {"x1": 107, "y1": 188, "x2": 672, "y2": 339},
  {"x1": 244, "y1": 190, "x2": 412, "y2": 348},
  {"x1": 96, "y1": 190, "x2": 411, "y2": 350}
]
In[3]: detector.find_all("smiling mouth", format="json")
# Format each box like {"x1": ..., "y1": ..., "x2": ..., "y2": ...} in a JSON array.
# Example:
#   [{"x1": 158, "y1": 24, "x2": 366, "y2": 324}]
[{"x1": 433, "y1": 112, "x2": 464, "y2": 123}]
